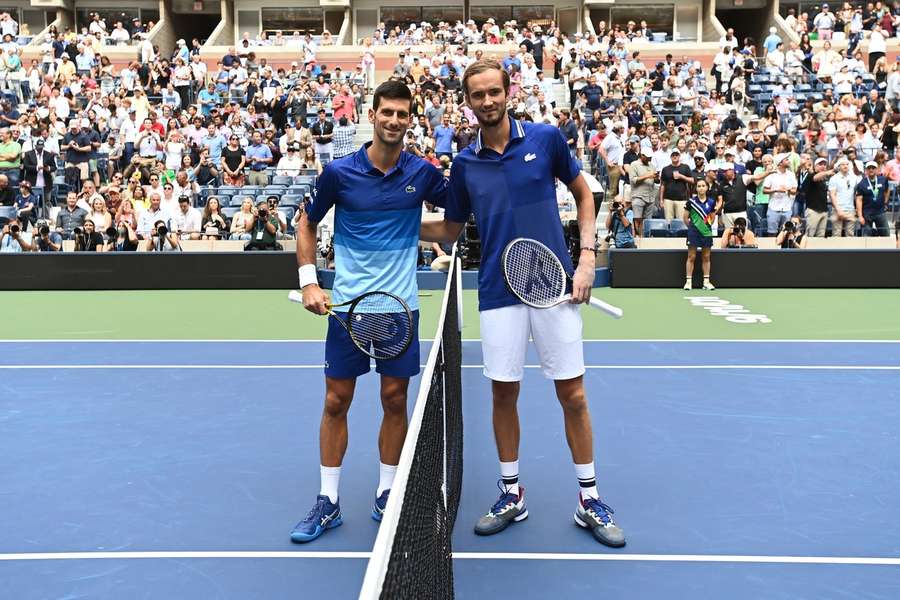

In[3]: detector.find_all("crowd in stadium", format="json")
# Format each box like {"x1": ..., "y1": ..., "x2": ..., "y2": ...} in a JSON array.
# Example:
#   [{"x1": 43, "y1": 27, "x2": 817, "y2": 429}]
[{"x1": 1, "y1": 6, "x2": 900, "y2": 255}]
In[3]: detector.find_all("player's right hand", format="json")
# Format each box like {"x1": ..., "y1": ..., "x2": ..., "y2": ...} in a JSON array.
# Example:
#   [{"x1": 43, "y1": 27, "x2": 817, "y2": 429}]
[{"x1": 302, "y1": 284, "x2": 330, "y2": 315}]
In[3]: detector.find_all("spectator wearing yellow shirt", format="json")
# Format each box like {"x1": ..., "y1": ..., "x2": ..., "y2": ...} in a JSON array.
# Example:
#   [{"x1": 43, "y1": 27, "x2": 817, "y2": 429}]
[
  {"x1": 0, "y1": 127, "x2": 22, "y2": 187},
  {"x1": 55, "y1": 53, "x2": 76, "y2": 85}
]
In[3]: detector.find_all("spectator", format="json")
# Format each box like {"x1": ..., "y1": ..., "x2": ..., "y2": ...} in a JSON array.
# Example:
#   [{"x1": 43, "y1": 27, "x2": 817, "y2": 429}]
[
  {"x1": 762, "y1": 153, "x2": 798, "y2": 234},
  {"x1": 245, "y1": 130, "x2": 273, "y2": 185},
  {"x1": 311, "y1": 109, "x2": 334, "y2": 164},
  {"x1": 626, "y1": 147, "x2": 657, "y2": 236},
  {"x1": 332, "y1": 115, "x2": 356, "y2": 160},
  {"x1": 171, "y1": 196, "x2": 202, "y2": 240},
  {"x1": 720, "y1": 216, "x2": 758, "y2": 248},
  {"x1": 802, "y1": 157, "x2": 833, "y2": 237},
  {"x1": 14, "y1": 180, "x2": 37, "y2": 228},
  {"x1": 660, "y1": 149, "x2": 694, "y2": 221},
  {"x1": 0, "y1": 127, "x2": 21, "y2": 186},
  {"x1": 605, "y1": 197, "x2": 636, "y2": 248},
  {"x1": 230, "y1": 197, "x2": 255, "y2": 241},
  {"x1": 222, "y1": 134, "x2": 246, "y2": 186},
  {"x1": 55, "y1": 191, "x2": 88, "y2": 240},
  {"x1": 244, "y1": 200, "x2": 279, "y2": 251},
  {"x1": 829, "y1": 158, "x2": 859, "y2": 237},
  {"x1": 201, "y1": 196, "x2": 227, "y2": 239},
  {"x1": 276, "y1": 143, "x2": 304, "y2": 176},
  {"x1": 433, "y1": 114, "x2": 454, "y2": 161},
  {"x1": 855, "y1": 160, "x2": 891, "y2": 236},
  {"x1": 137, "y1": 192, "x2": 169, "y2": 238},
  {"x1": 302, "y1": 146, "x2": 323, "y2": 175},
  {"x1": 109, "y1": 221, "x2": 139, "y2": 251},
  {"x1": 0, "y1": 216, "x2": 33, "y2": 252},
  {"x1": 719, "y1": 162, "x2": 751, "y2": 227}
]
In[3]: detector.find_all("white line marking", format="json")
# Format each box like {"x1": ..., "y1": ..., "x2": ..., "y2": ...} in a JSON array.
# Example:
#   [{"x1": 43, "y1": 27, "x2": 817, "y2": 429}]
[
  {"x1": 0, "y1": 551, "x2": 898, "y2": 566},
  {"x1": 0, "y1": 365, "x2": 897, "y2": 371}
]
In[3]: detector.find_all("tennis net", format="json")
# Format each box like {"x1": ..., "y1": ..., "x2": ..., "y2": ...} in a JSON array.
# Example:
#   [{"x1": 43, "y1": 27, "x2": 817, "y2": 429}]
[{"x1": 358, "y1": 249, "x2": 463, "y2": 600}]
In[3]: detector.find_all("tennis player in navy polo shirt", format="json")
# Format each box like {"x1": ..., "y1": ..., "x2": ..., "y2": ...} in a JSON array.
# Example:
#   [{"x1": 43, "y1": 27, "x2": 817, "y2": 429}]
[
  {"x1": 421, "y1": 59, "x2": 625, "y2": 547},
  {"x1": 291, "y1": 80, "x2": 448, "y2": 543}
]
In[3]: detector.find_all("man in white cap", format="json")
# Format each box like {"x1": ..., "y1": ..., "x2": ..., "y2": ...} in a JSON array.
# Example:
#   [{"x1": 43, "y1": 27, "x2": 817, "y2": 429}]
[
  {"x1": 628, "y1": 146, "x2": 657, "y2": 236},
  {"x1": 763, "y1": 153, "x2": 798, "y2": 234},
  {"x1": 813, "y1": 4, "x2": 836, "y2": 40},
  {"x1": 828, "y1": 157, "x2": 858, "y2": 236},
  {"x1": 659, "y1": 148, "x2": 694, "y2": 221},
  {"x1": 599, "y1": 123, "x2": 625, "y2": 201}
]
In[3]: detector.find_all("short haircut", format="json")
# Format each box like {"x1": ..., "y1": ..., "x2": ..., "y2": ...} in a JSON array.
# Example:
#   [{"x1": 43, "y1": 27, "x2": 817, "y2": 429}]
[
  {"x1": 372, "y1": 80, "x2": 413, "y2": 112},
  {"x1": 461, "y1": 58, "x2": 510, "y2": 98},
  {"x1": 733, "y1": 217, "x2": 747, "y2": 228}
]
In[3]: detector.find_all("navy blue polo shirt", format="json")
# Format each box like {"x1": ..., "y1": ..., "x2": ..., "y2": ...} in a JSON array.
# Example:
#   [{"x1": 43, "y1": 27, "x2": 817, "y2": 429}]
[
  {"x1": 445, "y1": 117, "x2": 581, "y2": 311},
  {"x1": 307, "y1": 143, "x2": 448, "y2": 310},
  {"x1": 855, "y1": 174, "x2": 888, "y2": 215}
]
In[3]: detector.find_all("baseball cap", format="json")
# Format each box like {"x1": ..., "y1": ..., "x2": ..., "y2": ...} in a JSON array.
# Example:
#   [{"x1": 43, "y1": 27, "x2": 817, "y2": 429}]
[
  {"x1": 724, "y1": 148, "x2": 735, "y2": 156},
  {"x1": 723, "y1": 162, "x2": 735, "y2": 170},
  {"x1": 670, "y1": 148, "x2": 681, "y2": 156},
  {"x1": 705, "y1": 164, "x2": 719, "y2": 172},
  {"x1": 815, "y1": 157, "x2": 828, "y2": 166},
  {"x1": 865, "y1": 160, "x2": 878, "y2": 168},
  {"x1": 640, "y1": 147, "x2": 653, "y2": 158},
  {"x1": 628, "y1": 135, "x2": 640, "y2": 143},
  {"x1": 694, "y1": 152, "x2": 705, "y2": 159}
]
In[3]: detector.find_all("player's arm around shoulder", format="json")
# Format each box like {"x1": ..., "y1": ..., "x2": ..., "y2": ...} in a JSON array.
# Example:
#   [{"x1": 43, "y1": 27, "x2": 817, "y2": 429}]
[{"x1": 420, "y1": 151, "x2": 466, "y2": 244}]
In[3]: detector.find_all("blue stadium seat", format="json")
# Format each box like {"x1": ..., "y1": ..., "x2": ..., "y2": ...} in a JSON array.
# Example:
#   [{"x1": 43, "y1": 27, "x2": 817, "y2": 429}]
[
  {"x1": 271, "y1": 175, "x2": 293, "y2": 186},
  {"x1": 644, "y1": 218, "x2": 669, "y2": 237},
  {"x1": 278, "y1": 207, "x2": 296, "y2": 230},
  {"x1": 221, "y1": 207, "x2": 239, "y2": 221},
  {"x1": 280, "y1": 194, "x2": 302, "y2": 208},
  {"x1": 0, "y1": 206, "x2": 15, "y2": 224},
  {"x1": 230, "y1": 196, "x2": 246, "y2": 207},
  {"x1": 668, "y1": 220, "x2": 688, "y2": 237},
  {"x1": 289, "y1": 184, "x2": 312, "y2": 197}
]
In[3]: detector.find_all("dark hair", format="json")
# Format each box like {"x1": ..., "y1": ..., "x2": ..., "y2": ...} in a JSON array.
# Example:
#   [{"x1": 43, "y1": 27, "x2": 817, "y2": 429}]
[
  {"x1": 373, "y1": 80, "x2": 413, "y2": 112},
  {"x1": 733, "y1": 217, "x2": 747, "y2": 228}
]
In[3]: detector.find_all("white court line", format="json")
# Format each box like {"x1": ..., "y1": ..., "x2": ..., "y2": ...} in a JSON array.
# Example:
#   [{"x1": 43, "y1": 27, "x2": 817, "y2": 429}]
[
  {"x1": 0, "y1": 365, "x2": 898, "y2": 370},
  {"x1": 0, "y1": 339, "x2": 898, "y2": 344},
  {"x1": 0, "y1": 551, "x2": 898, "y2": 566}
]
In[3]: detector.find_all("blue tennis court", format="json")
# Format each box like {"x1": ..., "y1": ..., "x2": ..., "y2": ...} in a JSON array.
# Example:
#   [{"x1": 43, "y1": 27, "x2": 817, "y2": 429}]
[{"x1": 2, "y1": 339, "x2": 899, "y2": 599}]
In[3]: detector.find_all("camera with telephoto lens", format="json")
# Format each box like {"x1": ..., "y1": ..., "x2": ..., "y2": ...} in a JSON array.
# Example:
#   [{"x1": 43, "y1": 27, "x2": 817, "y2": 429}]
[
  {"x1": 257, "y1": 208, "x2": 268, "y2": 219},
  {"x1": 39, "y1": 224, "x2": 50, "y2": 236},
  {"x1": 106, "y1": 226, "x2": 117, "y2": 239},
  {"x1": 611, "y1": 201, "x2": 623, "y2": 212},
  {"x1": 156, "y1": 224, "x2": 168, "y2": 237},
  {"x1": 733, "y1": 225, "x2": 745, "y2": 236},
  {"x1": 783, "y1": 221, "x2": 795, "y2": 233},
  {"x1": 9, "y1": 223, "x2": 19, "y2": 235}
]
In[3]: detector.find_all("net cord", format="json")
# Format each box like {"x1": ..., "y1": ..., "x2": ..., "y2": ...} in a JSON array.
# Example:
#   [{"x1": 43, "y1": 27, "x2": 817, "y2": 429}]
[{"x1": 357, "y1": 245, "x2": 459, "y2": 600}]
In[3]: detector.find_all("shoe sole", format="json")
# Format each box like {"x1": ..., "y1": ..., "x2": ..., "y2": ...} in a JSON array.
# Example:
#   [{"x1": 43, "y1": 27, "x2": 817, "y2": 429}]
[
  {"x1": 290, "y1": 515, "x2": 343, "y2": 543},
  {"x1": 473, "y1": 509, "x2": 528, "y2": 536},
  {"x1": 371, "y1": 508, "x2": 384, "y2": 522},
  {"x1": 574, "y1": 513, "x2": 626, "y2": 548}
]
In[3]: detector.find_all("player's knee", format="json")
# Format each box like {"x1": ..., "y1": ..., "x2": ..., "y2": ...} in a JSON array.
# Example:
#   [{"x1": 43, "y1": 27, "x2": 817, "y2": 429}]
[
  {"x1": 558, "y1": 390, "x2": 588, "y2": 414},
  {"x1": 323, "y1": 392, "x2": 352, "y2": 419},
  {"x1": 381, "y1": 392, "x2": 408, "y2": 417}
]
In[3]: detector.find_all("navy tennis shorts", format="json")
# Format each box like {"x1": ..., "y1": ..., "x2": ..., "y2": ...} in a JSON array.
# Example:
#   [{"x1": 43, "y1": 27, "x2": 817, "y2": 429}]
[
  {"x1": 686, "y1": 227, "x2": 713, "y2": 249},
  {"x1": 324, "y1": 310, "x2": 420, "y2": 379}
]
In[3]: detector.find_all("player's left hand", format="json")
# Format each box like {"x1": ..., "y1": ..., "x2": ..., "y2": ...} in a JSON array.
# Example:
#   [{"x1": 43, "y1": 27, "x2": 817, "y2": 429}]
[{"x1": 571, "y1": 259, "x2": 595, "y2": 304}]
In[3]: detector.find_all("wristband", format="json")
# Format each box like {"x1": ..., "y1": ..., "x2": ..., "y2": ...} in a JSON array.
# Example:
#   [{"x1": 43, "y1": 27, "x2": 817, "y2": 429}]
[
  {"x1": 298, "y1": 264, "x2": 318, "y2": 289},
  {"x1": 580, "y1": 246, "x2": 597, "y2": 254}
]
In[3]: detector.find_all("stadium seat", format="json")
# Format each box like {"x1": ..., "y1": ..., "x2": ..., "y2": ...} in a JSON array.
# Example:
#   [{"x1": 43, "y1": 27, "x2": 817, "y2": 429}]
[
  {"x1": 278, "y1": 207, "x2": 296, "y2": 228},
  {"x1": 644, "y1": 219, "x2": 670, "y2": 237},
  {"x1": 230, "y1": 196, "x2": 246, "y2": 207},
  {"x1": 280, "y1": 195, "x2": 302, "y2": 208},
  {"x1": 0, "y1": 206, "x2": 15, "y2": 224},
  {"x1": 668, "y1": 220, "x2": 688, "y2": 237},
  {"x1": 271, "y1": 176, "x2": 293, "y2": 186}
]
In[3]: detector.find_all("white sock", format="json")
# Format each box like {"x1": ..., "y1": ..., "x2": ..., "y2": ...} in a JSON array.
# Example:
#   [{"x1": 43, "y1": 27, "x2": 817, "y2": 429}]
[
  {"x1": 500, "y1": 460, "x2": 519, "y2": 496},
  {"x1": 575, "y1": 462, "x2": 599, "y2": 501},
  {"x1": 377, "y1": 462, "x2": 397, "y2": 497},
  {"x1": 320, "y1": 465, "x2": 341, "y2": 504}
]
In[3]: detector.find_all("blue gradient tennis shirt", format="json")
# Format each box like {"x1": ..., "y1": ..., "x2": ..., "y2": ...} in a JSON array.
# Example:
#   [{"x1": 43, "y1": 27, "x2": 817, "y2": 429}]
[
  {"x1": 307, "y1": 143, "x2": 448, "y2": 311},
  {"x1": 445, "y1": 117, "x2": 581, "y2": 311}
]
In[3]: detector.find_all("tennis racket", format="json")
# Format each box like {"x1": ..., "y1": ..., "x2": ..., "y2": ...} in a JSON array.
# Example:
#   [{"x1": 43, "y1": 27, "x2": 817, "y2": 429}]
[
  {"x1": 288, "y1": 290, "x2": 414, "y2": 360},
  {"x1": 502, "y1": 237, "x2": 623, "y2": 319}
]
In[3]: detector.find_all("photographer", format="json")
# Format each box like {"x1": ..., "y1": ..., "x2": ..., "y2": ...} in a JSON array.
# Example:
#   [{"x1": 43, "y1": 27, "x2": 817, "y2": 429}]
[
  {"x1": 776, "y1": 217, "x2": 808, "y2": 249},
  {"x1": 34, "y1": 221, "x2": 61, "y2": 252},
  {"x1": 719, "y1": 216, "x2": 758, "y2": 248},
  {"x1": 107, "y1": 222, "x2": 139, "y2": 252},
  {"x1": 146, "y1": 220, "x2": 182, "y2": 252},
  {"x1": 604, "y1": 198, "x2": 636, "y2": 249},
  {"x1": 72, "y1": 219, "x2": 105, "y2": 252},
  {"x1": 244, "y1": 200, "x2": 279, "y2": 251},
  {"x1": 0, "y1": 216, "x2": 34, "y2": 252}
]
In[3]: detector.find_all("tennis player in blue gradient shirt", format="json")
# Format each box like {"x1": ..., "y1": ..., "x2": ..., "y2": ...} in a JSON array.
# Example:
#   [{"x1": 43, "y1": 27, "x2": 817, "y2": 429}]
[
  {"x1": 291, "y1": 80, "x2": 447, "y2": 543},
  {"x1": 421, "y1": 58, "x2": 626, "y2": 547}
]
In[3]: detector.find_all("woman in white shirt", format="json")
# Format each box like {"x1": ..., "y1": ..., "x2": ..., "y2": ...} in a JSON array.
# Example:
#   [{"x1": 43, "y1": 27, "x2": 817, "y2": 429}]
[
  {"x1": 89, "y1": 196, "x2": 112, "y2": 231},
  {"x1": 163, "y1": 130, "x2": 186, "y2": 171},
  {"x1": 229, "y1": 197, "x2": 254, "y2": 241}
]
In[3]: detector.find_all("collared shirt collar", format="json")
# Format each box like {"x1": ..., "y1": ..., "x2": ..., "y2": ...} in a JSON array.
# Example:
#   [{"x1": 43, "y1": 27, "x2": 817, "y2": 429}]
[
  {"x1": 355, "y1": 141, "x2": 405, "y2": 176},
  {"x1": 474, "y1": 115, "x2": 525, "y2": 155}
]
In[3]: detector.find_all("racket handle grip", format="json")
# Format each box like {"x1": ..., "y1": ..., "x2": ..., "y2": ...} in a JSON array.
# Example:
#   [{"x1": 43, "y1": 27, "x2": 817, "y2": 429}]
[
  {"x1": 288, "y1": 290, "x2": 304, "y2": 304},
  {"x1": 588, "y1": 296, "x2": 623, "y2": 319}
]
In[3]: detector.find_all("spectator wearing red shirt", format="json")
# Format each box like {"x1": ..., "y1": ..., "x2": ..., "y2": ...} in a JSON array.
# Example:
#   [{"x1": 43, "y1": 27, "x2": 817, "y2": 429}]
[{"x1": 332, "y1": 85, "x2": 356, "y2": 123}]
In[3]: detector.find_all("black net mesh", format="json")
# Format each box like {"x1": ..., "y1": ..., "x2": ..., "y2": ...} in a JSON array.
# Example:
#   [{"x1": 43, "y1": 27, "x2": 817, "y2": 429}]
[{"x1": 373, "y1": 259, "x2": 463, "y2": 600}]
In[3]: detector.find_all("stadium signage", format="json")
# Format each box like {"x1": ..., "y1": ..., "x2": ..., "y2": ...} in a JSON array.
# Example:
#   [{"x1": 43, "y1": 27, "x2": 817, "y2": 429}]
[{"x1": 684, "y1": 296, "x2": 772, "y2": 324}]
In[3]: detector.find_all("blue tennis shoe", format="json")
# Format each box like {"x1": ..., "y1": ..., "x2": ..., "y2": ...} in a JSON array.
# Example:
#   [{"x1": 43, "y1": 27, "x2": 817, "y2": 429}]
[
  {"x1": 371, "y1": 489, "x2": 390, "y2": 522},
  {"x1": 291, "y1": 495, "x2": 343, "y2": 543}
]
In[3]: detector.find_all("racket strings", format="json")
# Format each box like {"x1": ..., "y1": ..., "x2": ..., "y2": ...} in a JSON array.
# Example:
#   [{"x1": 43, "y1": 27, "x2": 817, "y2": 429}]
[
  {"x1": 348, "y1": 293, "x2": 413, "y2": 359},
  {"x1": 505, "y1": 241, "x2": 566, "y2": 307}
]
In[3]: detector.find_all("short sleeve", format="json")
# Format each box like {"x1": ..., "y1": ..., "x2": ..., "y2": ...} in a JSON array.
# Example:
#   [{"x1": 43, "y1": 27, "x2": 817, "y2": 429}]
[
  {"x1": 551, "y1": 127, "x2": 581, "y2": 185},
  {"x1": 444, "y1": 158, "x2": 471, "y2": 224},
  {"x1": 425, "y1": 165, "x2": 449, "y2": 209},
  {"x1": 306, "y1": 163, "x2": 338, "y2": 223}
]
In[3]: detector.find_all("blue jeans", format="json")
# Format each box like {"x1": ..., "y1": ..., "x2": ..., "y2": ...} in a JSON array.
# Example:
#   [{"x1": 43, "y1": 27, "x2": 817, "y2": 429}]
[
  {"x1": 862, "y1": 212, "x2": 890, "y2": 236},
  {"x1": 749, "y1": 203, "x2": 768, "y2": 236},
  {"x1": 767, "y1": 208, "x2": 791, "y2": 235}
]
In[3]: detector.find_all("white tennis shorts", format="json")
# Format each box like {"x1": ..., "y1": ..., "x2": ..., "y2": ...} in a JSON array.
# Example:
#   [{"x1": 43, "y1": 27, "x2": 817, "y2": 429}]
[{"x1": 480, "y1": 303, "x2": 585, "y2": 382}]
